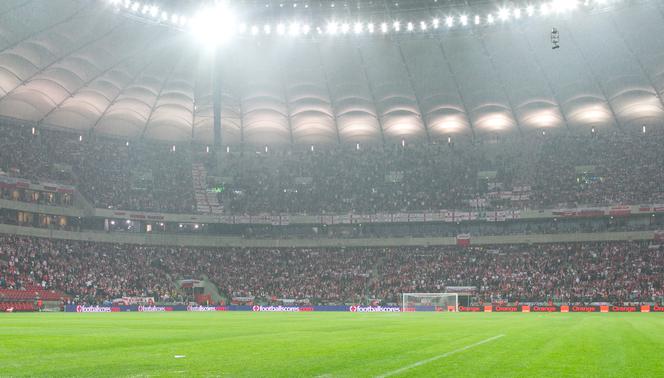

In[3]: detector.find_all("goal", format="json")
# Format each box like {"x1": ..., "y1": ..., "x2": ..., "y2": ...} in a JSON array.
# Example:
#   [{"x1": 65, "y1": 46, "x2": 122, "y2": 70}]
[{"x1": 402, "y1": 293, "x2": 459, "y2": 312}]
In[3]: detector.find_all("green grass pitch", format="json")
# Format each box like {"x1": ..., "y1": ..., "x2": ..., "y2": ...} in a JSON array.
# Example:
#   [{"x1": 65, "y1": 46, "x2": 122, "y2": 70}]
[{"x1": 1, "y1": 312, "x2": 664, "y2": 377}]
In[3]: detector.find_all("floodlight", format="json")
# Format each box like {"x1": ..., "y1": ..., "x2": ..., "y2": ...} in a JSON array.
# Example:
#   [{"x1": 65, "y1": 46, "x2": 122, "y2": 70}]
[
  {"x1": 527, "y1": 5, "x2": 535, "y2": 16},
  {"x1": 190, "y1": 4, "x2": 237, "y2": 47},
  {"x1": 149, "y1": 5, "x2": 158, "y2": 17},
  {"x1": 341, "y1": 23, "x2": 350, "y2": 34},
  {"x1": 327, "y1": 22, "x2": 338, "y2": 34},
  {"x1": 277, "y1": 23, "x2": 286, "y2": 35},
  {"x1": 474, "y1": 15, "x2": 480, "y2": 25},
  {"x1": 407, "y1": 22, "x2": 414, "y2": 31},
  {"x1": 420, "y1": 21, "x2": 427, "y2": 31},
  {"x1": 446, "y1": 16, "x2": 454, "y2": 27},
  {"x1": 131, "y1": 1, "x2": 140, "y2": 12},
  {"x1": 459, "y1": 15, "x2": 468, "y2": 26},
  {"x1": 514, "y1": 8, "x2": 521, "y2": 19},
  {"x1": 552, "y1": 0, "x2": 579, "y2": 12},
  {"x1": 498, "y1": 8, "x2": 510, "y2": 21},
  {"x1": 289, "y1": 22, "x2": 300, "y2": 36},
  {"x1": 541, "y1": 4, "x2": 550, "y2": 15},
  {"x1": 381, "y1": 22, "x2": 388, "y2": 33},
  {"x1": 354, "y1": 22, "x2": 363, "y2": 34},
  {"x1": 264, "y1": 24, "x2": 272, "y2": 34},
  {"x1": 302, "y1": 24, "x2": 310, "y2": 35},
  {"x1": 433, "y1": 18, "x2": 440, "y2": 28},
  {"x1": 487, "y1": 14, "x2": 495, "y2": 24},
  {"x1": 367, "y1": 23, "x2": 374, "y2": 33},
  {"x1": 393, "y1": 21, "x2": 401, "y2": 31}
]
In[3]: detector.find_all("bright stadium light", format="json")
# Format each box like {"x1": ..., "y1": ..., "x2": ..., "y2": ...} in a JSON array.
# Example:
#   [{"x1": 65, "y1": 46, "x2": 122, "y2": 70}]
[
  {"x1": 190, "y1": 3, "x2": 236, "y2": 47},
  {"x1": 109, "y1": 0, "x2": 597, "y2": 41},
  {"x1": 552, "y1": 0, "x2": 579, "y2": 12},
  {"x1": 327, "y1": 22, "x2": 338, "y2": 34},
  {"x1": 354, "y1": 22, "x2": 363, "y2": 34},
  {"x1": 498, "y1": 8, "x2": 510, "y2": 21},
  {"x1": 289, "y1": 22, "x2": 300, "y2": 36},
  {"x1": 381, "y1": 22, "x2": 388, "y2": 33}
]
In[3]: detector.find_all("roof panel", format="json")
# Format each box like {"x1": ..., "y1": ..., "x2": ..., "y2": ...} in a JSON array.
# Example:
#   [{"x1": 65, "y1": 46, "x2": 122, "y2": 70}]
[{"x1": 0, "y1": 0, "x2": 662, "y2": 144}]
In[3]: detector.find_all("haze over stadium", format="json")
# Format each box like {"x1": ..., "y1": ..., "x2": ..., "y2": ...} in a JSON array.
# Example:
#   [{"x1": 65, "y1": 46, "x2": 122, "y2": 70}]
[{"x1": 0, "y1": 0, "x2": 663, "y2": 376}]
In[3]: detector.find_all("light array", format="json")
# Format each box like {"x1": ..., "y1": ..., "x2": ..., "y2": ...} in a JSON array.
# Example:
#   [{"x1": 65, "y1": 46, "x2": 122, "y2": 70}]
[{"x1": 107, "y1": 0, "x2": 616, "y2": 43}]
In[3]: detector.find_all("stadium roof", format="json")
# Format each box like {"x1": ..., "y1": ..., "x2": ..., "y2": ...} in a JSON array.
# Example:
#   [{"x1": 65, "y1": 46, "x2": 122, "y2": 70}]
[{"x1": 1, "y1": 0, "x2": 663, "y2": 146}]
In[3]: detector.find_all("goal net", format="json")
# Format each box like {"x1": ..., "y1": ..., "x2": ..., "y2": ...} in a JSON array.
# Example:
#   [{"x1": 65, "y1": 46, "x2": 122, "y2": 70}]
[{"x1": 402, "y1": 293, "x2": 459, "y2": 312}]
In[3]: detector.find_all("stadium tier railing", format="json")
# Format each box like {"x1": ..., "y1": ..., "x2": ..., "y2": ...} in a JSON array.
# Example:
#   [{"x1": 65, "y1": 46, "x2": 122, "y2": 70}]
[{"x1": 0, "y1": 223, "x2": 655, "y2": 248}]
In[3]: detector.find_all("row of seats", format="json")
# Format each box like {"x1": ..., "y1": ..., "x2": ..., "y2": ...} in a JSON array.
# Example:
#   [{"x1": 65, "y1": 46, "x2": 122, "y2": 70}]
[
  {"x1": 0, "y1": 301, "x2": 35, "y2": 312},
  {"x1": 0, "y1": 288, "x2": 66, "y2": 301}
]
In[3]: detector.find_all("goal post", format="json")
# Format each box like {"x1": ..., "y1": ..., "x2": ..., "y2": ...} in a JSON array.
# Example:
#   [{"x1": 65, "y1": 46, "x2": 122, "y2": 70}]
[{"x1": 402, "y1": 293, "x2": 459, "y2": 312}]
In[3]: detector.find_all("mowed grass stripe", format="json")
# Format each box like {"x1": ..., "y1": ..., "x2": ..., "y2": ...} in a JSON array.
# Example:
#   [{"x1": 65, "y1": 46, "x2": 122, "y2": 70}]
[{"x1": 1, "y1": 313, "x2": 663, "y2": 377}]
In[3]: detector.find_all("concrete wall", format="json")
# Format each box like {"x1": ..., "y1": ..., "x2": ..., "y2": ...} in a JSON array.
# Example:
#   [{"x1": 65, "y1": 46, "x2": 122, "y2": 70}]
[{"x1": 0, "y1": 224, "x2": 654, "y2": 248}]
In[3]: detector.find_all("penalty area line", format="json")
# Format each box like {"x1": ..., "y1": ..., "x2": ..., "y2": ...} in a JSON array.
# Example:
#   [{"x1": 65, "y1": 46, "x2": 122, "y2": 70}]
[{"x1": 375, "y1": 334, "x2": 505, "y2": 378}]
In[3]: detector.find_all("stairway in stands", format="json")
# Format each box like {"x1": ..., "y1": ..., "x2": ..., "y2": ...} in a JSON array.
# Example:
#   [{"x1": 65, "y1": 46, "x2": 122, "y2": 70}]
[{"x1": 192, "y1": 163, "x2": 224, "y2": 215}]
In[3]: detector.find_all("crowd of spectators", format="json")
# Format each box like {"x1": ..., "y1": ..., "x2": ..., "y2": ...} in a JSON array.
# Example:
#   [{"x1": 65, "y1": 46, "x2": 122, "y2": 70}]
[
  {"x1": 1, "y1": 120, "x2": 663, "y2": 215},
  {"x1": 1, "y1": 235, "x2": 662, "y2": 305}
]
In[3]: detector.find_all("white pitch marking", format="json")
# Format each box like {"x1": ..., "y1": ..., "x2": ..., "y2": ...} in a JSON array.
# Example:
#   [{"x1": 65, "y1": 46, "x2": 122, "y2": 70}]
[
  {"x1": 174, "y1": 355, "x2": 186, "y2": 359},
  {"x1": 375, "y1": 334, "x2": 505, "y2": 378}
]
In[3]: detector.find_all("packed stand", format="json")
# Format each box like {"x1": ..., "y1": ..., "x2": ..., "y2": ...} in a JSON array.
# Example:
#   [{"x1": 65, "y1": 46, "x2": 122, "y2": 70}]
[
  {"x1": 1, "y1": 235, "x2": 662, "y2": 306},
  {"x1": 1, "y1": 121, "x2": 663, "y2": 215}
]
